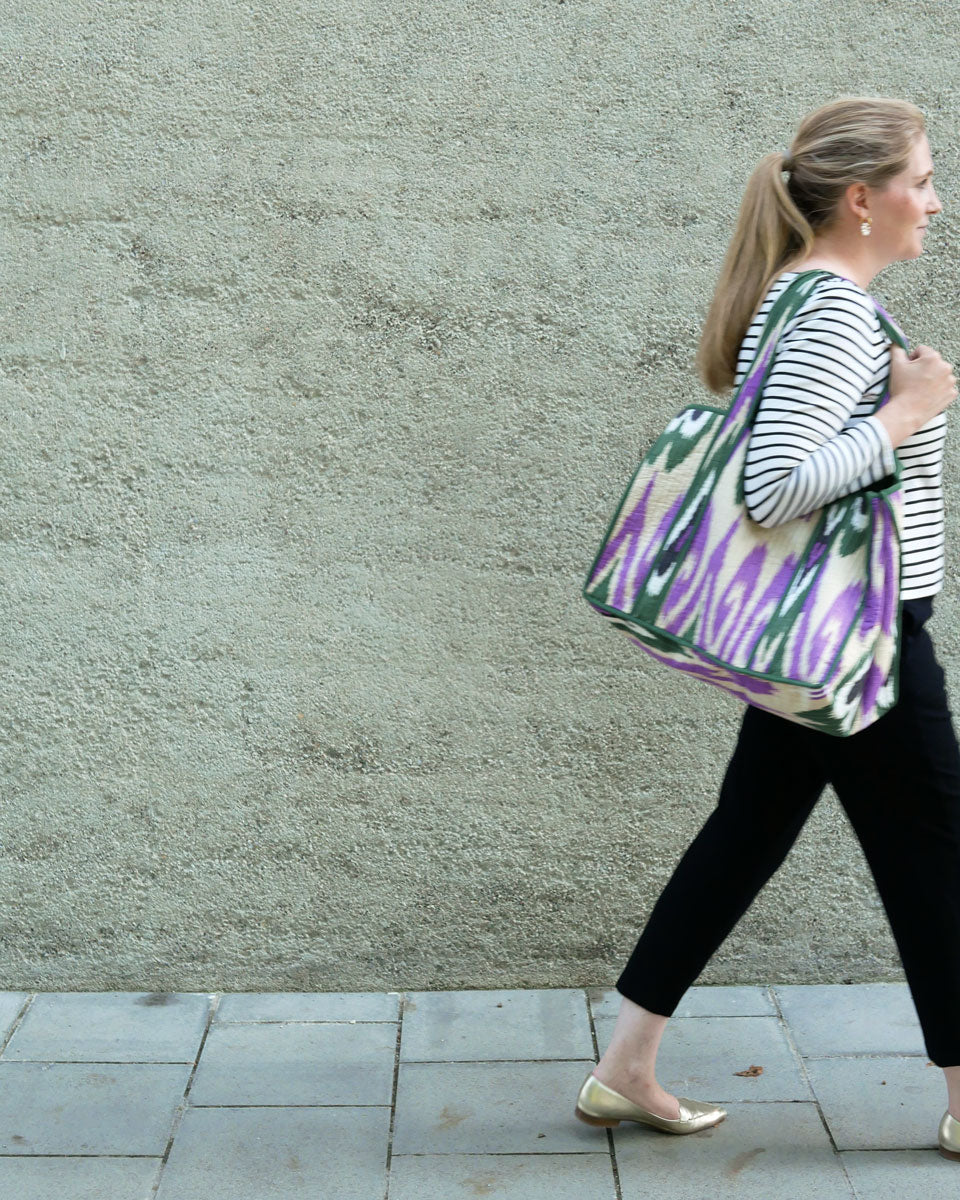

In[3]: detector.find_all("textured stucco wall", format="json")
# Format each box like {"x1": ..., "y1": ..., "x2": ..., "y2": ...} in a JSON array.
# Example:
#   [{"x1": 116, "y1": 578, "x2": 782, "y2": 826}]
[{"x1": 4, "y1": 1, "x2": 960, "y2": 991}]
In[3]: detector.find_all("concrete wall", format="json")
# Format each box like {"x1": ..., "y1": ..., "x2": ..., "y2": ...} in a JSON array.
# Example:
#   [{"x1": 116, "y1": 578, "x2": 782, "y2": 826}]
[{"x1": 4, "y1": 1, "x2": 960, "y2": 991}]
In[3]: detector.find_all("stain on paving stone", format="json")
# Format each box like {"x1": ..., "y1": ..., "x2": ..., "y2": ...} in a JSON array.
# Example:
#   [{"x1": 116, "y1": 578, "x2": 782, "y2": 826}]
[
  {"x1": 461, "y1": 1173, "x2": 498, "y2": 1196},
  {"x1": 136, "y1": 993, "x2": 176, "y2": 1005},
  {"x1": 436, "y1": 1105, "x2": 470, "y2": 1130},
  {"x1": 725, "y1": 1147, "x2": 766, "y2": 1176}
]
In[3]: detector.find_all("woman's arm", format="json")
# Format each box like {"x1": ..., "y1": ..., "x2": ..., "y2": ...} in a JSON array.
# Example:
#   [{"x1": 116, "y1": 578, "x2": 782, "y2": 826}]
[{"x1": 743, "y1": 284, "x2": 896, "y2": 528}]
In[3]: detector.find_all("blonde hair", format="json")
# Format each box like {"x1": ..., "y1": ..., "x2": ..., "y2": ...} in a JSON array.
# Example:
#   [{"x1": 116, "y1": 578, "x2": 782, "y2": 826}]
[{"x1": 696, "y1": 97, "x2": 926, "y2": 394}]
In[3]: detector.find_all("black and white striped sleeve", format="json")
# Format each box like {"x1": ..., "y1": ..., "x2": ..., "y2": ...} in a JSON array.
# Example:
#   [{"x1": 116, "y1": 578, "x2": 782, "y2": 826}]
[{"x1": 743, "y1": 285, "x2": 897, "y2": 528}]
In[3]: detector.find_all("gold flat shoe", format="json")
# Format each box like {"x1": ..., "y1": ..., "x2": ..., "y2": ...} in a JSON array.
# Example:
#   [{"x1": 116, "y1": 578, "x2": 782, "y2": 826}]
[
  {"x1": 574, "y1": 1071, "x2": 727, "y2": 1134},
  {"x1": 939, "y1": 1111, "x2": 960, "y2": 1161}
]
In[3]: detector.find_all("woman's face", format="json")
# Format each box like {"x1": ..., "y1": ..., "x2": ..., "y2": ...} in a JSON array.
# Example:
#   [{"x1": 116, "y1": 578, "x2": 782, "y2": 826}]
[{"x1": 867, "y1": 133, "x2": 941, "y2": 262}]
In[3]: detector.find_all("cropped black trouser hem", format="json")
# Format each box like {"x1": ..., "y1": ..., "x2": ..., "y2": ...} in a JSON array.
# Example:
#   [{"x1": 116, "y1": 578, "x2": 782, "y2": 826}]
[{"x1": 615, "y1": 596, "x2": 960, "y2": 1068}]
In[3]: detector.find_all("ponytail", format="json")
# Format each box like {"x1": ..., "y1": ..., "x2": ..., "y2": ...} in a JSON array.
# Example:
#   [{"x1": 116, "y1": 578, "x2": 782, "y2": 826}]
[{"x1": 696, "y1": 154, "x2": 813, "y2": 393}]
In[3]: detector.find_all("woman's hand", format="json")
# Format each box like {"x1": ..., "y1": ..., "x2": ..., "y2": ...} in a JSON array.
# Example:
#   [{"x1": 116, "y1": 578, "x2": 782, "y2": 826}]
[{"x1": 876, "y1": 344, "x2": 957, "y2": 448}]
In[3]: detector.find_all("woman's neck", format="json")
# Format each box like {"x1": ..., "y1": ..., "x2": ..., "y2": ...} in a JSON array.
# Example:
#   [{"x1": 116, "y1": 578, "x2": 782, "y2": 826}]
[
  {"x1": 789, "y1": 256, "x2": 871, "y2": 289},
  {"x1": 786, "y1": 231, "x2": 885, "y2": 290}
]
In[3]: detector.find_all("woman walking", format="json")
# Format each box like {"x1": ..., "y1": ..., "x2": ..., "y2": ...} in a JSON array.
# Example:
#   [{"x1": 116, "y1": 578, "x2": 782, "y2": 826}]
[{"x1": 574, "y1": 97, "x2": 960, "y2": 1159}]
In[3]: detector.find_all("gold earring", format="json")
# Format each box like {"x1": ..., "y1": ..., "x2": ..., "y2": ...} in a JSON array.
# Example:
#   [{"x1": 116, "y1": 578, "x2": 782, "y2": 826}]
[{"x1": 860, "y1": 217, "x2": 872, "y2": 237}]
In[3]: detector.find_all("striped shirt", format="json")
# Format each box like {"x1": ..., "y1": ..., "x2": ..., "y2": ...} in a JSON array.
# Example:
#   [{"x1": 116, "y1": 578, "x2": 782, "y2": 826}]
[{"x1": 738, "y1": 270, "x2": 946, "y2": 600}]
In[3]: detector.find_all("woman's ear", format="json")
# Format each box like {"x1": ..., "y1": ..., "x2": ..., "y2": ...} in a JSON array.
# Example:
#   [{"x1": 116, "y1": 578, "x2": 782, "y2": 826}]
[{"x1": 843, "y1": 181, "x2": 870, "y2": 221}]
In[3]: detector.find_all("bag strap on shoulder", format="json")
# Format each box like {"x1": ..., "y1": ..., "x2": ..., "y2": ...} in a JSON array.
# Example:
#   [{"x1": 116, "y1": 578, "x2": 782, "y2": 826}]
[{"x1": 728, "y1": 269, "x2": 909, "y2": 437}]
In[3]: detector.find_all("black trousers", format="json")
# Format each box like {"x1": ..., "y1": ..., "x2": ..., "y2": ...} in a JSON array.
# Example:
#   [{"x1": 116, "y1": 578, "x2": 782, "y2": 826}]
[{"x1": 616, "y1": 597, "x2": 960, "y2": 1067}]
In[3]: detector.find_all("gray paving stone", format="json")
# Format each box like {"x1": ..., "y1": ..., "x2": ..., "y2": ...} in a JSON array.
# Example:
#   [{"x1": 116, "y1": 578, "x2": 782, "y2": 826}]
[
  {"x1": 189, "y1": 1021, "x2": 396, "y2": 1106},
  {"x1": 0, "y1": 992, "x2": 29, "y2": 1041},
  {"x1": 840, "y1": 1148, "x2": 960, "y2": 1197},
  {"x1": 215, "y1": 991, "x2": 400, "y2": 1023},
  {"x1": 392, "y1": 1060, "x2": 603, "y2": 1154},
  {"x1": 0, "y1": 1061, "x2": 192, "y2": 1154},
  {"x1": 155, "y1": 1105, "x2": 389, "y2": 1200},
  {"x1": 0, "y1": 1156, "x2": 161, "y2": 1200},
  {"x1": 589, "y1": 986, "x2": 775, "y2": 1021},
  {"x1": 3, "y1": 992, "x2": 210, "y2": 1062},
  {"x1": 400, "y1": 989, "x2": 593, "y2": 1061},
  {"x1": 773, "y1": 984, "x2": 926, "y2": 1057},
  {"x1": 388, "y1": 1153, "x2": 618, "y2": 1199},
  {"x1": 803, "y1": 1056, "x2": 945, "y2": 1150},
  {"x1": 595, "y1": 1015, "x2": 812, "y2": 1101},
  {"x1": 615, "y1": 1101, "x2": 854, "y2": 1199}
]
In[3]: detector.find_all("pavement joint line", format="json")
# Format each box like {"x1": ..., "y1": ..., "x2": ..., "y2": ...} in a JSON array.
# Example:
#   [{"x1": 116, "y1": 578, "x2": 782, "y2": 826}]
[
  {"x1": 390, "y1": 1151, "x2": 612, "y2": 1157},
  {"x1": 800, "y1": 1052, "x2": 932, "y2": 1059},
  {"x1": 383, "y1": 990, "x2": 405, "y2": 1200},
  {"x1": 185, "y1": 1102, "x2": 394, "y2": 1108},
  {"x1": 0, "y1": 1153, "x2": 163, "y2": 1159},
  {"x1": 397, "y1": 1058, "x2": 601, "y2": 1066},
  {"x1": 214, "y1": 1019, "x2": 402, "y2": 1025},
  {"x1": 148, "y1": 991, "x2": 219, "y2": 1200},
  {"x1": 584, "y1": 986, "x2": 625, "y2": 1200},
  {"x1": 0, "y1": 993, "x2": 34, "y2": 1056},
  {"x1": 767, "y1": 981, "x2": 857, "y2": 1187},
  {"x1": 6, "y1": 1059, "x2": 198, "y2": 1065}
]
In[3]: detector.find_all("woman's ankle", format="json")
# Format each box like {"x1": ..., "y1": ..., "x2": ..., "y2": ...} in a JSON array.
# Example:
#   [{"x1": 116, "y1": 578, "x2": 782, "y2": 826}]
[
  {"x1": 942, "y1": 1064, "x2": 960, "y2": 1119},
  {"x1": 591, "y1": 1061, "x2": 679, "y2": 1117},
  {"x1": 593, "y1": 1054, "x2": 655, "y2": 1091}
]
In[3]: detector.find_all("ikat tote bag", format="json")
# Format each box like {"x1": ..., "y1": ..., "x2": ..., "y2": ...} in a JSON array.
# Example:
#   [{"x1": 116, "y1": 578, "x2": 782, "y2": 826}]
[{"x1": 582, "y1": 269, "x2": 907, "y2": 737}]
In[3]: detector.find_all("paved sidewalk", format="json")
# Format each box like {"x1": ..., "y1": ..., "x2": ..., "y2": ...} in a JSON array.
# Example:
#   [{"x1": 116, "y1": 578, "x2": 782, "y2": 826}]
[{"x1": 0, "y1": 983, "x2": 957, "y2": 1198}]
